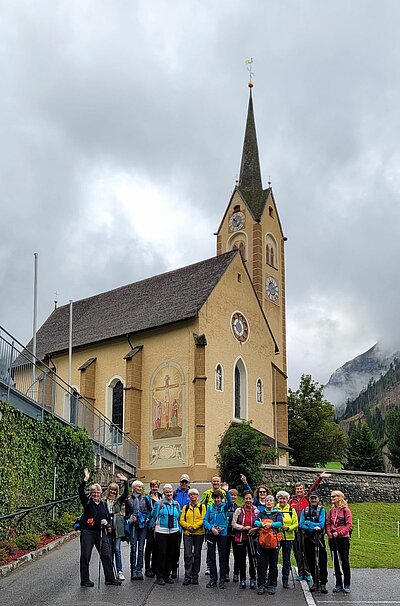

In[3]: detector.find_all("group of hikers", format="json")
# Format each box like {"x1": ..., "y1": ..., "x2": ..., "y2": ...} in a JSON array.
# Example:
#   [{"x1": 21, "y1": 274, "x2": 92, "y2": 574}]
[{"x1": 78, "y1": 468, "x2": 352, "y2": 595}]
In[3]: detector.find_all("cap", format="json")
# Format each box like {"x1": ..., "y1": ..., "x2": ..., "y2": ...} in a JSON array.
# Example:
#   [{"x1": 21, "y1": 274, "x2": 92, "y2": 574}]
[
  {"x1": 180, "y1": 474, "x2": 190, "y2": 482},
  {"x1": 309, "y1": 492, "x2": 319, "y2": 498}
]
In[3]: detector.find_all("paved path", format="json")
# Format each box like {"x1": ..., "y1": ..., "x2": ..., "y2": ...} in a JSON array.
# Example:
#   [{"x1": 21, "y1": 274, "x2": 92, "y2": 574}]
[{"x1": 0, "y1": 535, "x2": 399, "y2": 606}]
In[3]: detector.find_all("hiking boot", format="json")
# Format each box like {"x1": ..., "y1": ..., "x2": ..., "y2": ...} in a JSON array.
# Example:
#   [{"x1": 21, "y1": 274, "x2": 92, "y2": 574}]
[
  {"x1": 80, "y1": 580, "x2": 94, "y2": 587},
  {"x1": 320, "y1": 584, "x2": 328, "y2": 594},
  {"x1": 219, "y1": 580, "x2": 225, "y2": 589},
  {"x1": 164, "y1": 577, "x2": 174, "y2": 584},
  {"x1": 206, "y1": 579, "x2": 217, "y2": 588},
  {"x1": 257, "y1": 586, "x2": 265, "y2": 595},
  {"x1": 268, "y1": 586, "x2": 276, "y2": 595},
  {"x1": 182, "y1": 578, "x2": 191, "y2": 586},
  {"x1": 250, "y1": 579, "x2": 256, "y2": 589},
  {"x1": 344, "y1": 586, "x2": 351, "y2": 594},
  {"x1": 105, "y1": 579, "x2": 122, "y2": 585},
  {"x1": 233, "y1": 573, "x2": 239, "y2": 582},
  {"x1": 310, "y1": 584, "x2": 317, "y2": 593},
  {"x1": 156, "y1": 578, "x2": 165, "y2": 586},
  {"x1": 240, "y1": 579, "x2": 246, "y2": 589},
  {"x1": 333, "y1": 585, "x2": 343, "y2": 593},
  {"x1": 283, "y1": 581, "x2": 289, "y2": 589},
  {"x1": 305, "y1": 575, "x2": 313, "y2": 583},
  {"x1": 192, "y1": 576, "x2": 199, "y2": 585},
  {"x1": 145, "y1": 569, "x2": 155, "y2": 578},
  {"x1": 117, "y1": 571, "x2": 125, "y2": 581},
  {"x1": 296, "y1": 574, "x2": 303, "y2": 581}
]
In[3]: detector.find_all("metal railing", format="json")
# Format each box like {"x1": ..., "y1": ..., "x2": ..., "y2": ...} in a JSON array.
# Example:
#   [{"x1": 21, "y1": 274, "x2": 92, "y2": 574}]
[{"x1": 0, "y1": 326, "x2": 138, "y2": 474}]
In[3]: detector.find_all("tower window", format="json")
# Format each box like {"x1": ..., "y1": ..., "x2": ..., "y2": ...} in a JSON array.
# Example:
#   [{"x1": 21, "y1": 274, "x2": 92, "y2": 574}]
[
  {"x1": 269, "y1": 206, "x2": 274, "y2": 218},
  {"x1": 111, "y1": 380, "x2": 124, "y2": 444},
  {"x1": 234, "y1": 205, "x2": 241, "y2": 212},
  {"x1": 265, "y1": 234, "x2": 278, "y2": 269}
]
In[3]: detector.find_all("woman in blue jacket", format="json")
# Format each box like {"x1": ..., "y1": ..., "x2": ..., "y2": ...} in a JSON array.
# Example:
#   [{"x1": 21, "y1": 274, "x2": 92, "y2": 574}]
[
  {"x1": 203, "y1": 488, "x2": 233, "y2": 589},
  {"x1": 150, "y1": 484, "x2": 181, "y2": 586}
]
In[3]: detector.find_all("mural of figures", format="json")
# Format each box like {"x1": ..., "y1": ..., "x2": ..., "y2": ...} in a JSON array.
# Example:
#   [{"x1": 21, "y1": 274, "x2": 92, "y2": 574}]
[{"x1": 151, "y1": 367, "x2": 183, "y2": 439}]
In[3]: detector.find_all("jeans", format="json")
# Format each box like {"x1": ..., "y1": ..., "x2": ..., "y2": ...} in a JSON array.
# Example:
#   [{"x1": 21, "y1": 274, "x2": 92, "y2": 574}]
[
  {"x1": 130, "y1": 526, "x2": 147, "y2": 575},
  {"x1": 113, "y1": 537, "x2": 123, "y2": 572},
  {"x1": 206, "y1": 533, "x2": 227, "y2": 582}
]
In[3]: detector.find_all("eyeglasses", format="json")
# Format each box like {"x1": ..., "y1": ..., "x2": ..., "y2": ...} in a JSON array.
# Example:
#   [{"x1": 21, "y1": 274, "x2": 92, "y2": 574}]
[
  {"x1": 181, "y1": 480, "x2": 189, "y2": 484},
  {"x1": 258, "y1": 490, "x2": 266, "y2": 493}
]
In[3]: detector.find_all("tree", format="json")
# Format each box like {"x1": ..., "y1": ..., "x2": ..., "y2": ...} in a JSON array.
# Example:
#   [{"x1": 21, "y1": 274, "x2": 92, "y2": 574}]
[
  {"x1": 386, "y1": 407, "x2": 400, "y2": 470},
  {"x1": 345, "y1": 422, "x2": 384, "y2": 472},
  {"x1": 216, "y1": 421, "x2": 266, "y2": 490},
  {"x1": 288, "y1": 374, "x2": 346, "y2": 467}
]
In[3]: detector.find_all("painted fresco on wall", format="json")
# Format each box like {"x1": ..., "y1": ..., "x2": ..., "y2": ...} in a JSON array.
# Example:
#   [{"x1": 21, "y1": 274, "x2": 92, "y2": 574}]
[
  {"x1": 151, "y1": 366, "x2": 182, "y2": 439},
  {"x1": 149, "y1": 361, "x2": 186, "y2": 467}
]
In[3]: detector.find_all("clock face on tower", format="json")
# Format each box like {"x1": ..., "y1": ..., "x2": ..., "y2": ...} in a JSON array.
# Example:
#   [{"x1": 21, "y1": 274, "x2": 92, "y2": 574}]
[
  {"x1": 231, "y1": 311, "x2": 249, "y2": 343},
  {"x1": 266, "y1": 276, "x2": 279, "y2": 303},
  {"x1": 229, "y1": 210, "x2": 245, "y2": 232}
]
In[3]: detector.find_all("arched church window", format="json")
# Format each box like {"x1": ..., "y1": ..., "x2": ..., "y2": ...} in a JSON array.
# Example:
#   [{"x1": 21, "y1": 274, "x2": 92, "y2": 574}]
[
  {"x1": 111, "y1": 380, "x2": 124, "y2": 445},
  {"x1": 234, "y1": 359, "x2": 247, "y2": 419},
  {"x1": 215, "y1": 364, "x2": 223, "y2": 391},
  {"x1": 265, "y1": 234, "x2": 278, "y2": 269},
  {"x1": 256, "y1": 378, "x2": 263, "y2": 403}
]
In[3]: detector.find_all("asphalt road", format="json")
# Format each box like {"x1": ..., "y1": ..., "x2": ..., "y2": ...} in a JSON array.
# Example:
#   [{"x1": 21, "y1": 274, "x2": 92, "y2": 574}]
[{"x1": 1, "y1": 536, "x2": 399, "y2": 606}]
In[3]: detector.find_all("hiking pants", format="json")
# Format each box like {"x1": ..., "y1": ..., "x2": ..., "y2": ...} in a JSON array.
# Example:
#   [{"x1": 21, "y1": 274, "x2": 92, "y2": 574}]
[
  {"x1": 80, "y1": 528, "x2": 115, "y2": 583},
  {"x1": 183, "y1": 534, "x2": 204, "y2": 580},
  {"x1": 280, "y1": 540, "x2": 293, "y2": 583},
  {"x1": 236, "y1": 539, "x2": 256, "y2": 580},
  {"x1": 304, "y1": 533, "x2": 328, "y2": 585},
  {"x1": 293, "y1": 529, "x2": 311, "y2": 577},
  {"x1": 256, "y1": 545, "x2": 278, "y2": 588},
  {"x1": 225, "y1": 535, "x2": 240, "y2": 577},
  {"x1": 329, "y1": 537, "x2": 351, "y2": 587},
  {"x1": 155, "y1": 531, "x2": 180, "y2": 581},
  {"x1": 206, "y1": 533, "x2": 227, "y2": 582}
]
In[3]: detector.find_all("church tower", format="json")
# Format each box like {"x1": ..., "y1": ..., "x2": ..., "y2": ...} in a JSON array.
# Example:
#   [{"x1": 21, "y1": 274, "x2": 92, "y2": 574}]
[{"x1": 216, "y1": 84, "x2": 287, "y2": 379}]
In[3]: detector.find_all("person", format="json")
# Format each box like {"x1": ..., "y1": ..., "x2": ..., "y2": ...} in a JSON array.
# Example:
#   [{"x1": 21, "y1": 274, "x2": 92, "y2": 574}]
[
  {"x1": 299, "y1": 492, "x2": 328, "y2": 593},
  {"x1": 172, "y1": 473, "x2": 191, "y2": 578},
  {"x1": 150, "y1": 484, "x2": 181, "y2": 585},
  {"x1": 225, "y1": 488, "x2": 240, "y2": 582},
  {"x1": 125, "y1": 480, "x2": 152, "y2": 580},
  {"x1": 232, "y1": 490, "x2": 259, "y2": 589},
  {"x1": 201, "y1": 476, "x2": 228, "y2": 575},
  {"x1": 254, "y1": 495, "x2": 283, "y2": 595},
  {"x1": 104, "y1": 473, "x2": 129, "y2": 581},
  {"x1": 289, "y1": 471, "x2": 331, "y2": 581},
  {"x1": 276, "y1": 490, "x2": 298, "y2": 589},
  {"x1": 326, "y1": 490, "x2": 353, "y2": 594},
  {"x1": 203, "y1": 488, "x2": 233, "y2": 589},
  {"x1": 78, "y1": 468, "x2": 120, "y2": 587},
  {"x1": 240, "y1": 474, "x2": 269, "y2": 512},
  {"x1": 179, "y1": 488, "x2": 206, "y2": 585},
  {"x1": 144, "y1": 479, "x2": 162, "y2": 578}
]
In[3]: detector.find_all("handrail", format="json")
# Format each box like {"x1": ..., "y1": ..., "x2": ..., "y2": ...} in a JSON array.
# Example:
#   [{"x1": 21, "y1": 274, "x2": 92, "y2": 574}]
[{"x1": 0, "y1": 494, "x2": 80, "y2": 522}]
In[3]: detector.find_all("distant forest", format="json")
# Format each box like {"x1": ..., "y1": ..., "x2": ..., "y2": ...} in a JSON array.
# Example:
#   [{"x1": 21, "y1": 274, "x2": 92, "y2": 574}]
[{"x1": 342, "y1": 357, "x2": 400, "y2": 439}]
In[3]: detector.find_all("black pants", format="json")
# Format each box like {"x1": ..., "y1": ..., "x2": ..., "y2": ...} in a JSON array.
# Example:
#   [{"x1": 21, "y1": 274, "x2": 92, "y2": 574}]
[
  {"x1": 293, "y1": 529, "x2": 311, "y2": 577},
  {"x1": 155, "y1": 531, "x2": 180, "y2": 581},
  {"x1": 206, "y1": 533, "x2": 227, "y2": 582},
  {"x1": 80, "y1": 528, "x2": 115, "y2": 583},
  {"x1": 236, "y1": 539, "x2": 256, "y2": 580},
  {"x1": 329, "y1": 537, "x2": 351, "y2": 587},
  {"x1": 304, "y1": 533, "x2": 328, "y2": 585},
  {"x1": 144, "y1": 530, "x2": 156, "y2": 572},
  {"x1": 183, "y1": 534, "x2": 204, "y2": 580},
  {"x1": 279, "y1": 540, "x2": 293, "y2": 583},
  {"x1": 225, "y1": 535, "x2": 240, "y2": 577},
  {"x1": 257, "y1": 545, "x2": 278, "y2": 588}
]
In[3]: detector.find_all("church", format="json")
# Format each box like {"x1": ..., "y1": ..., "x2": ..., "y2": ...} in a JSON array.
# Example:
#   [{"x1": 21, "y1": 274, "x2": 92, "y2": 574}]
[{"x1": 29, "y1": 84, "x2": 289, "y2": 482}]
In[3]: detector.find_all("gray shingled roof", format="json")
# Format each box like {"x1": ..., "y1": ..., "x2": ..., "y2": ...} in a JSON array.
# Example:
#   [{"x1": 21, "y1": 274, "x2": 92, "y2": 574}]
[{"x1": 28, "y1": 251, "x2": 238, "y2": 360}]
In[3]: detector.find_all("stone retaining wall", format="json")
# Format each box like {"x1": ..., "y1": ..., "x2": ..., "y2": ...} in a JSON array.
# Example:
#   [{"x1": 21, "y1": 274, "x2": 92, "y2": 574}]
[{"x1": 262, "y1": 465, "x2": 399, "y2": 502}]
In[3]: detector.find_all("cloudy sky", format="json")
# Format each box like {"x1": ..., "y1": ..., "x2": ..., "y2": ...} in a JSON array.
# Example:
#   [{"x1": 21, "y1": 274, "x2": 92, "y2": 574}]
[{"x1": 1, "y1": 0, "x2": 400, "y2": 390}]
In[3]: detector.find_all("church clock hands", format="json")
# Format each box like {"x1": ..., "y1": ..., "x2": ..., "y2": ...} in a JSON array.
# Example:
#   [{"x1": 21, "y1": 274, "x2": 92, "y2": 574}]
[
  {"x1": 229, "y1": 210, "x2": 245, "y2": 232},
  {"x1": 266, "y1": 276, "x2": 279, "y2": 303},
  {"x1": 231, "y1": 311, "x2": 249, "y2": 343}
]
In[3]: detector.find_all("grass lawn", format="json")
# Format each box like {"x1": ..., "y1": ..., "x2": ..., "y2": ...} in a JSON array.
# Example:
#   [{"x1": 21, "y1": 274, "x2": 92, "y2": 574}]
[{"x1": 324, "y1": 461, "x2": 343, "y2": 469}]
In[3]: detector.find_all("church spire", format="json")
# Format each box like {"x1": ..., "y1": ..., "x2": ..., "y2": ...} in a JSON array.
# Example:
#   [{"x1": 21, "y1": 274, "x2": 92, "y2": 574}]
[{"x1": 238, "y1": 86, "x2": 263, "y2": 193}]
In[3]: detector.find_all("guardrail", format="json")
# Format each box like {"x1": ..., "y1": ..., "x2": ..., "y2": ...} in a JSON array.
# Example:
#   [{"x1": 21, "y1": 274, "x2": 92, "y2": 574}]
[{"x1": 0, "y1": 326, "x2": 138, "y2": 474}]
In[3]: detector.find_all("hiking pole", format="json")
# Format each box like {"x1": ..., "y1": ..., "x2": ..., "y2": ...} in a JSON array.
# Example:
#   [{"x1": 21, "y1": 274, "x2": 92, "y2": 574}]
[
  {"x1": 98, "y1": 527, "x2": 103, "y2": 590},
  {"x1": 314, "y1": 530, "x2": 320, "y2": 593},
  {"x1": 248, "y1": 533, "x2": 258, "y2": 577}
]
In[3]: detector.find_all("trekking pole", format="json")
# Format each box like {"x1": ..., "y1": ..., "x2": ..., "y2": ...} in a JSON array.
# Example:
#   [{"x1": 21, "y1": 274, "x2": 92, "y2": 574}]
[
  {"x1": 98, "y1": 527, "x2": 103, "y2": 590},
  {"x1": 300, "y1": 529, "x2": 307, "y2": 579},
  {"x1": 314, "y1": 530, "x2": 320, "y2": 592},
  {"x1": 248, "y1": 533, "x2": 258, "y2": 576}
]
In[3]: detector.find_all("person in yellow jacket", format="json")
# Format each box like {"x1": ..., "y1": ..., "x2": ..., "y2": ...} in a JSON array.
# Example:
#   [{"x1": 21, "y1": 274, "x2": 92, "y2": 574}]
[
  {"x1": 276, "y1": 490, "x2": 298, "y2": 588},
  {"x1": 179, "y1": 488, "x2": 206, "y2": 585}
]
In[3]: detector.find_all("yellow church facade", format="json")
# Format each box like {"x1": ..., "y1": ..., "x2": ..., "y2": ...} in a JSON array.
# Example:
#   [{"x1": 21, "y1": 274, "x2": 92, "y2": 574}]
[{"x1": 27, "y1": 88, "x2": 289, "y2": 482}]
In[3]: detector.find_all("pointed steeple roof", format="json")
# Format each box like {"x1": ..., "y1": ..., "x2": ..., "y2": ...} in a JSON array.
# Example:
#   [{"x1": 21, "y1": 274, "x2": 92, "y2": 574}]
[
  {"x1": 238, "y1": 87, "x2": 263, "y2": 192},
  {"x1": 237, "y1": 87, "x2": 270, "y2": 222}
]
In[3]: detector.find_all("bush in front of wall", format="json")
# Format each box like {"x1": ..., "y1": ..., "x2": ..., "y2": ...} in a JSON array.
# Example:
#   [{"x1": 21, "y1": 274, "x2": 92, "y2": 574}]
[{"x1": 15, "y1": 533, "x2": 41, "y2": 551}]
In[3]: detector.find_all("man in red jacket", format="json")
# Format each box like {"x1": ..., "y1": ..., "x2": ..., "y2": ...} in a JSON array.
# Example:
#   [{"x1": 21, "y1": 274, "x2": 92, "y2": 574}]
[{"x1": 289, "y1": 471, "x2": 331, "y2": 581}]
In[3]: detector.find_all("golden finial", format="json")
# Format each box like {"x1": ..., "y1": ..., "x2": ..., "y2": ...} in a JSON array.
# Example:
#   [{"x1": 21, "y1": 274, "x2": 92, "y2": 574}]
[{"x1": 245, "y1": 58, "x2": 254, "y2": 87}]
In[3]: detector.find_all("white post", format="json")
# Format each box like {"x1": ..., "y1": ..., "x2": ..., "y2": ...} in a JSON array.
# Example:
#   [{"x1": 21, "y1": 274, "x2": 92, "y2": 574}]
[
  {"x1": 68, "y1": 300, "x2": 73, "y2": 388},
  {"x1": 397, "y1": 520, "x2": 399, "y2": 538},
  {"x1": 32, "y1": 253, "x2": 38, "y2": 401},
  {"x1": 357, "y1": 518, "x2": 360, "y2": 539}
]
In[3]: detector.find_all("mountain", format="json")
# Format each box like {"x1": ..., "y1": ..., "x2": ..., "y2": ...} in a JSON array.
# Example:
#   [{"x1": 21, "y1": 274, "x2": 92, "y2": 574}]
[{"x1": 323, "y1": 343, "x2": 399, "y2": 414}]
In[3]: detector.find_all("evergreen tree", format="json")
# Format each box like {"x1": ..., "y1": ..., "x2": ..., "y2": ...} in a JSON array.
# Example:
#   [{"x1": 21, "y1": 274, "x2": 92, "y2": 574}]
[
  {"x1": 386, "y1": 407, "x2": 400, "y2": 470},
  {"x1": 288, "y1": 374, "x2": 346, "y2": 467},
  {"x1": 345, "y1": 422, "x2": 384, "y2": 471},
  {"x1": 217, "y1": 421, "x2": 269, "y2": 490}
]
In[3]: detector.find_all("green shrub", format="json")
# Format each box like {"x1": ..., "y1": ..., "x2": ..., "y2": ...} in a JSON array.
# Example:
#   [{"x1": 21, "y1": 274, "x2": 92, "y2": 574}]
[
  {"x1": 43, "y1": 529, "x2": 55, "y2": 539},
  {"x1": 15, "y1": 533, "x2": 41, "y2": 550},
  {"x1": 0, "y1": 539, "x2": 18, "y2": 554},
  {"x1": 0, "y1": 548, "x2": 8, "y2": 563},
  {"x1": 51, "y1": 512, "x2": 78, "y2": 535}
]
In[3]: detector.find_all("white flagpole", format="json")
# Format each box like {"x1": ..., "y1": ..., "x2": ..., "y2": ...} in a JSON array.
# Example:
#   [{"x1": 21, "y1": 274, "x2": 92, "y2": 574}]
[{"x1": 32, "y1": 252, "x2": 38, "y2": 400}]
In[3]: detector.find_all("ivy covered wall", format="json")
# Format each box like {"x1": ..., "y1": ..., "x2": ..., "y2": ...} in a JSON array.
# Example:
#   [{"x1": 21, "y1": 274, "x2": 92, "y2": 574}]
[{"x1": 0, "y1": 400, "x2": 94, "y2": 536}]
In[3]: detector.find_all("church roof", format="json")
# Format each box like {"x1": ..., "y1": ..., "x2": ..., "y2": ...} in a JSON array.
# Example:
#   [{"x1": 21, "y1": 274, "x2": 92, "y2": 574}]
[
  {"x1": 28, "y1": 251, "x2": 238, "y2": 360},
  {"x1": 237, "y1": 88, "x2": 271, "y2": 222}
]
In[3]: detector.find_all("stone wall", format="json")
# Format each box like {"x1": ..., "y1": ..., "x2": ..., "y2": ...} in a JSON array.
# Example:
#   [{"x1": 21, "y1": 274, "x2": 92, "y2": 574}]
[{"x1": 262, "y1": 465, "x2": 400, "y2": 503}]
